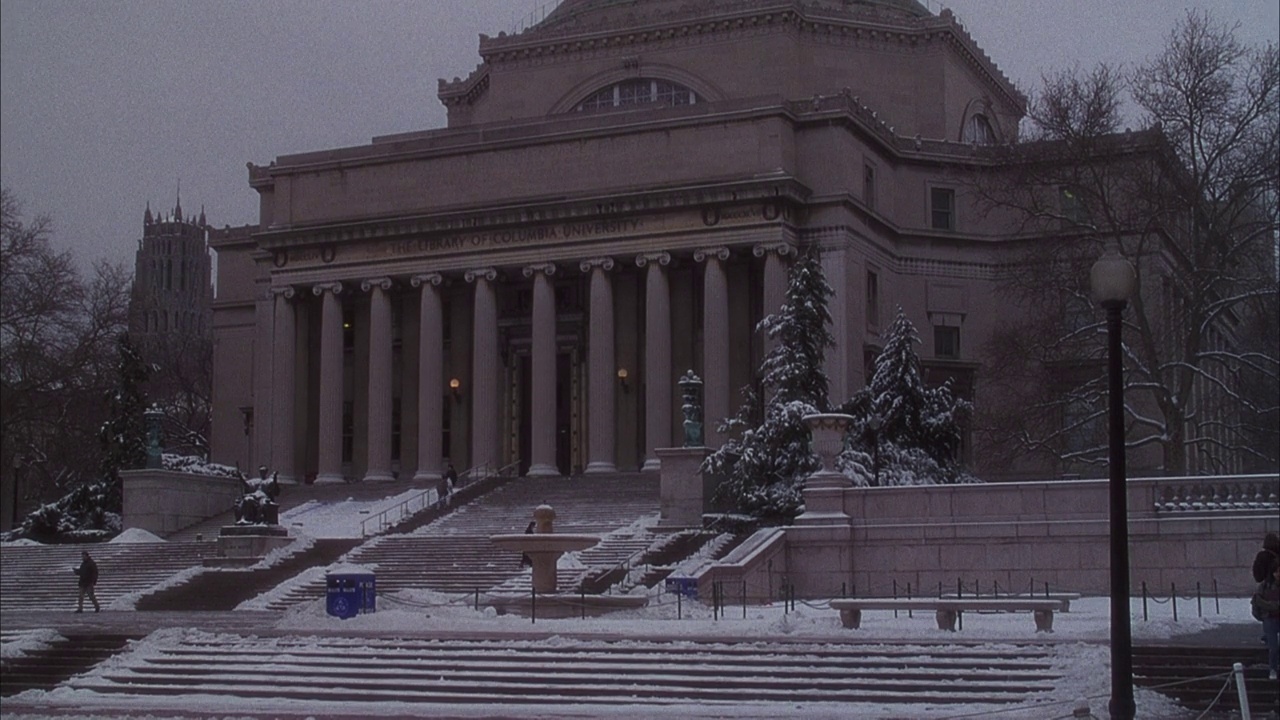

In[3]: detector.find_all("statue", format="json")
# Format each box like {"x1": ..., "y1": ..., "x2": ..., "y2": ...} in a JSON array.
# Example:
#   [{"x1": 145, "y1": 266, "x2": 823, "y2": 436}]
[
  {"x1": 679, "y1": 370, "x2": 703, "y2": 447},
  {"x1": 234, "y1": 465, "x2": 281, "y2": 525}
]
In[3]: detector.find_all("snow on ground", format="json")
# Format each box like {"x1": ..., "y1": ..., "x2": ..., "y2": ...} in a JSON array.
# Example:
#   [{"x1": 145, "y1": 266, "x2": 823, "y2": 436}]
[
  {"x1": 279, "y1": 488, "x2": 432, "y2": 539},
  {"x1": 108, "y1": 528, "x2": 164, "y2": 544}
]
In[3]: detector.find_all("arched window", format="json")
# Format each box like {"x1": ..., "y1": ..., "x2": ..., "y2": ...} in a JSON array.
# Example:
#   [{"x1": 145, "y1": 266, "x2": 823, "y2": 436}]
[
  {"x1": 964, "y1": 114, "x2": 996, "y2": 145},
  {"x1": 576, "y1": 79, "x2": 699, "y2": 112}
]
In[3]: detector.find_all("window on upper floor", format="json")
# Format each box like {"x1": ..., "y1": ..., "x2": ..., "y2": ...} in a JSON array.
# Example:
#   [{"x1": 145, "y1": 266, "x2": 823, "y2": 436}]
[
  {"x1": 930, "y1": 187, "x2": 956, "y2": 231},
  {"x1": 866, "y1": 270, "x2": 880, "y2": 329},
  {"x1": 964, "y1": 114, "x2": 996, "y2": 145},
  {"x1": 575, "y1": 79, "x2": 699, "y2": 112},
  {"x1": 934, "y1": 325, "x2": 961, "y2": 360},
  {"x1": 1060, "y1": 186, "x2": 1090, "y2": 227}
]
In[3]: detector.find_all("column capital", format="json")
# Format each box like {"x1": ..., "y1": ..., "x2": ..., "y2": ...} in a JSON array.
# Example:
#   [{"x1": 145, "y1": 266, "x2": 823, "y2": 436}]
[
  {"x1": 270, "y1": 285, "x2": 296, "y2": 300},
  {"x1": 311, "y1": 281, "x2": 344, "y2": 297},
  {"x1": 410, "y1": 272, "x2": 444, "y2": 288},
  {"x1": 753, "y1": 242, "x2": 796, "y2": 259},
  {"x1": 465, "y1": 267, "x2": 498, "y2": 283},
  {"x1": 360, "y1": 277, "x2": 394, "y2": 293},
  {"x1": 636, "y1": 251, "x2": 671, "y2": 268},
  {"x1": 580, "y1": 257, "x2": 615, "y2": 273},
  {"x1": 522, "y1": 262, "x2": 557, "y2": 279},
  {"x1": 694, "y1": 246, "x2": 731, "y2": 263}
]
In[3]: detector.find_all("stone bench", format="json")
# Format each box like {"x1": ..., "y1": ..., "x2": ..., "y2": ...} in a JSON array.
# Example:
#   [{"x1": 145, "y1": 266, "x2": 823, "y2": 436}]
[
  {"x1": 942, "y1": 592, "x2": 1082, "y2": 612},
  {"x1": 829, "y1": 597, "x2": 1065, "y2": 632}
]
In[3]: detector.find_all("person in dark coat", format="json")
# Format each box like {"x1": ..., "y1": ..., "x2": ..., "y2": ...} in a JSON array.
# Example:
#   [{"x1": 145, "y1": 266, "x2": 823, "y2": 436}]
[
  {"x1": 75, "y1": 550, "x2": 100, "y2": 613},
  {"x1": 1252, "y1": 532, "x2": 1279, "y2": 583},
  {"x1": 520, "y1": 521, "x2": 536, "y2": 569},
  {"x1": 1252, "y1": 555, "x2": 1280, "y2": 680},
  {"x1": 440, "y1": 463, "x2": 458, "y2": 507}
]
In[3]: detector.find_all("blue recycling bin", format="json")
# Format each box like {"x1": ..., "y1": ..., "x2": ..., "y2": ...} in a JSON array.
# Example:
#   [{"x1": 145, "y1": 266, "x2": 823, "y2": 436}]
[
  {"x1": 326, "y1": 571, "x2": 376, "y2": 619},
  {"x1": 665, "y1": 576, "x2": 698, "y2": 598}
]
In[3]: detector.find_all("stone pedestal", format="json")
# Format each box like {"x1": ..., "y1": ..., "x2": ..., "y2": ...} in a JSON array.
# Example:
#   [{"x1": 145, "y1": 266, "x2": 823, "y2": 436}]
[
  {"x1": 490, "y1": 505, "x2": 599, "y2": 594},
  {"x1": 655, "y1": 447, "x2": 709, "y2": 529},
  {"x1": 122, "y1": 469, "x2": 242, "y2": 537},
  {"x1": 794, "y1": 414, "x2": 854, "y2": 525},
  {"x1": 208, "y1": 524, "x2": 291, "y2": 567}
]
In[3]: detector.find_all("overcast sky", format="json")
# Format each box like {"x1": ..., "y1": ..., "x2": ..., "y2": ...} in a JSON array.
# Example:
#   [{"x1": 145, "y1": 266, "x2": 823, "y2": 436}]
[{"x1": 2, "y1": 0, "x2": 1276, "y2": 273}]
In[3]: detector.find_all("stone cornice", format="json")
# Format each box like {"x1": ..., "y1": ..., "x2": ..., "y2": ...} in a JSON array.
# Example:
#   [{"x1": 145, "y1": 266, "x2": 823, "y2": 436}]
[{"x1": 252, "y1": 174, "x2": 810, "y2": 249}]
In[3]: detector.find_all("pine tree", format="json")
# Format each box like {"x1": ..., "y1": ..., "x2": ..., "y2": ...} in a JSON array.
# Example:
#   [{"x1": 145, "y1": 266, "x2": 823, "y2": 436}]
[
  {"x1": 97, "y1": 333, "x2": 151, "y2": 510},
  {"x1": 703, "y1": 246, "x2": 835, "y2": 518},
  {"x1": 838, "y1": 308, "x2": 973, "y2": 485}
]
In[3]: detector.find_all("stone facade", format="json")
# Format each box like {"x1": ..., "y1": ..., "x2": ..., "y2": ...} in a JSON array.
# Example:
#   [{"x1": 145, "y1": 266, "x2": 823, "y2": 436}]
[{"x1": 211, "y1": 0, "x2": 1112, "y2": 482}]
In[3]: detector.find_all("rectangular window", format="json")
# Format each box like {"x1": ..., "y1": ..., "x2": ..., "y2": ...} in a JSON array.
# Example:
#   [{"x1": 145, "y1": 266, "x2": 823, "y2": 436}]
[
  {"x1": 1060, "y1": 186, "x2": 1088, "y2": 226},
  {"x1": 866, "y1": 270, "x2": 880, "y2": 328},
  {"x1": 934, "y1": 325, "x2": 961, "y2": 359},
  {"x1": 931, "y1": 187, "x2": 955, "y2": 230},
  {"x1": 342, "y1": 401, "x2": 354, "y2": 464},
  {"x1": 391, "y1": 398, "x2": 402, "y2": 462},
  {"x1": 864, "y1": 163, "x2": 876, "y2": 210}
]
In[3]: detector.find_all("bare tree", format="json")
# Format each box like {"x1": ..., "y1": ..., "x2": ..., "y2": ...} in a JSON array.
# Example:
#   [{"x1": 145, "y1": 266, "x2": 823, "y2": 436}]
[
  {"x1": 974, "y1": 12, "x2": 1279, "y2": 476},
  {"x1": 1, "y1": 188, "x2": 131, "y2": 527}
]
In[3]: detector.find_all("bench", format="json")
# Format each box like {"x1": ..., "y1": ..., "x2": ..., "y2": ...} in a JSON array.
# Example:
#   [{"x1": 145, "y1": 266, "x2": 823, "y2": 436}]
[
  {"x1": 942, "y1": 592, "x2": 1082, "y2": 612},
  {"x1": 829, "y1": 597, "x2": 1066, "y2": 632}
]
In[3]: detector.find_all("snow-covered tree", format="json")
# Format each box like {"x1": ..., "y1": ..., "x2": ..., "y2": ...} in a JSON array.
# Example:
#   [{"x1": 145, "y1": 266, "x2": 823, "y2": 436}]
[
  {"x1": 703, "y1": 246, "x2": 834, "y2": 519},
  {"x1": 838, "y1": 308, "x2": 974, "y2": 485},
  {"x1": 99, "y1": 333, "x2": 151, "y2": 496}
]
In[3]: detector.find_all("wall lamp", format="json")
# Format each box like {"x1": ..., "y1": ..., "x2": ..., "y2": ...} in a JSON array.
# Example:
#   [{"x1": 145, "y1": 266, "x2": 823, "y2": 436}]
[
  {"x1": 449, "y1": 377, "x2": 462, "y2": 403},
  {"x1": 616, "y1": 367, "x2": 630, "y2": 392}
]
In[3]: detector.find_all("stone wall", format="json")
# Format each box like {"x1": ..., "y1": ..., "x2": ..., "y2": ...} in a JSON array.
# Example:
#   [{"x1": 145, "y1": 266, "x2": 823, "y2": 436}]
[
  {"x1": 700, "y1": 475, "x2": 1279, "y2": 602},
  {"x1": 121, "y1": 470, "x2": 241, "y2": 538}
]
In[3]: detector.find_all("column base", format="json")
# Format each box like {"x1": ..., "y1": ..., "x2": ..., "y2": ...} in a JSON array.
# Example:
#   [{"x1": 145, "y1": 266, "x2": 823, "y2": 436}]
[
  {"x1": 363, "y1": 470, "x2": 396, "y2": 483},
  {"x1": 314, "y1": 473, "x2": 345, "y2": 485},
  {"x1": 527, "y1": 464, "x2": 560, "y2": 478},
  {"x1": 641, "y1": 458, "x2": 662, "y2": 473},
  {"x1": 584, "y1": 462, "x2": 618, "y2": 475},
  {"x1": 413, "y1": 470, "x2": 442, "y2": 483}
]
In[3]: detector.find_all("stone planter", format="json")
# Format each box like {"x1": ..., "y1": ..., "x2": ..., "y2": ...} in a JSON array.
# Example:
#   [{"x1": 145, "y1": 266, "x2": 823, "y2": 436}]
[{"x1": 803, "y1": 413, "x2": 854, "y2": 488}]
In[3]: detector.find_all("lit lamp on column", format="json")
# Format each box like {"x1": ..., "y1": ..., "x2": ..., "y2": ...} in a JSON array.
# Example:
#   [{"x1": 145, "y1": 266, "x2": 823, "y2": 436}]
[
  {"x1": 449, "y1": 378, "x2": 462, "y2": 403},
  {"x1": 1090, "y1": 242, "x2": 1137, "y2": 720},
  {"x1": 616, "y1": 367, "x2": 629, "y2": 393}
]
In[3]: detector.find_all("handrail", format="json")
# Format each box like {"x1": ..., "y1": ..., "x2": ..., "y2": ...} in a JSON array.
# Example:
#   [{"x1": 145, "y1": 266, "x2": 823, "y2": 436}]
[
  {"x1": 358, "y1": 459, "x2": 523, "y2": 537},
  {"x1": 360, "y1": 487, "x2": 438, "y2": 537}
]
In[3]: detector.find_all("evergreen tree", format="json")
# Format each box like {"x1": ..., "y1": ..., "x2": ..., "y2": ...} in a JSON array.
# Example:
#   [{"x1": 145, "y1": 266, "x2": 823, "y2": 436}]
[
  {"x1": 99, "y1": 333, "x2": 151, "y2": 499},
  {"x1": 838, "y1": 308, "x2": 973, "y2": 485},
  {"x1": 703, "y1": 246, "x2": 835, "y2": 519}
]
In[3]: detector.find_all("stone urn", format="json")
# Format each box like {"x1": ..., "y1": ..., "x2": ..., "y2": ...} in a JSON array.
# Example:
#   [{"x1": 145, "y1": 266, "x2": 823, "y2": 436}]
[{"x1": 803, "y1": 413, "x2": 854, "y2": 490}]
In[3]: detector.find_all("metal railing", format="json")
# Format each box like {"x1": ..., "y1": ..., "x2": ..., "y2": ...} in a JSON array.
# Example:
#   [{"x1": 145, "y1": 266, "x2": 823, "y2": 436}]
[{"x1": 358, "y1": 460, "x2": 523, "y2": 537}]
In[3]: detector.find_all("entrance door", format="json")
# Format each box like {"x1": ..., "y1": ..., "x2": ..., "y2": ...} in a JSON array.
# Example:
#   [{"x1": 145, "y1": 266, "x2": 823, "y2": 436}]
[{"x1": 513, "y1": 350, "x2": 580, "y2": 477}]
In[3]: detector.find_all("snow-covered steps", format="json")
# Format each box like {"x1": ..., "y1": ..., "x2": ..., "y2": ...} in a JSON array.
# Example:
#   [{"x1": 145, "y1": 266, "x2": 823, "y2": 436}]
[
  {"x1": 54, "y1": 632, "x2": 1062, "y2": 714},
  {"x1": 0, "y1": 542, "x2": 212, "y2": 612}
]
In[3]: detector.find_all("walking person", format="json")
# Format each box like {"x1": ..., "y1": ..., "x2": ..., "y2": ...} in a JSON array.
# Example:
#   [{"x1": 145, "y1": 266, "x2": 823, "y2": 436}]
[
  {"x1": 1252, "y1": 556, "x2": 1280, "y2": 680},
  {"x1": 74, "y1": 550, "x2": 101, "y2": 613},
  {"x1": 520, "y1": 520, "x2": 536, "y2": 569},
  {"x1": 1252, "y1": 532, "x2": 1279, "y2": 583},
  {"x1": 439, "y1": 463, "x2": 458, "y2": 507}
]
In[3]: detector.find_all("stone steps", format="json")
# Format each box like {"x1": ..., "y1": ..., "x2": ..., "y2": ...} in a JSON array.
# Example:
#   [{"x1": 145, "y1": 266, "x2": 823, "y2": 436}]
[
  {"x1": 1132, "y1": 645, "x2": 1278, "y2": 715},
  {"x1": 0, "y1": 542, "x2": 213, "y2": 612},
  {"x1": 59, "y1": 634, "x2": 1062, "y2": 711},
  {"x1": 0, "y1": 633, "x2": 142, "y2": 697}
]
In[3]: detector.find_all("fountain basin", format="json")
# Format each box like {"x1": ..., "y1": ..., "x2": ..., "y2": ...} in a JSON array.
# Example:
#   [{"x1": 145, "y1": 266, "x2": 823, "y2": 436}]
[{"x1": 490, "y1": 533, "x2": 600, "y2": 553}]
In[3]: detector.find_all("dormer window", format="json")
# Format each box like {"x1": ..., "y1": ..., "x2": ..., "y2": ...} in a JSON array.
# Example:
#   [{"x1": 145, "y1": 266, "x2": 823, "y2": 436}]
[
  {"x1": 963, "y1": 114, "x2": 996, "y2": 145},
  {"x1": 576, "y1": 79, "x2": 699, "y2": 112}
]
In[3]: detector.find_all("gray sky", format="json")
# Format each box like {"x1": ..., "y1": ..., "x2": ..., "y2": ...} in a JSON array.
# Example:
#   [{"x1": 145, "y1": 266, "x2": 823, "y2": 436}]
[{"x1": 2, "y1": 0, "x2": 1276, "y2": 273}]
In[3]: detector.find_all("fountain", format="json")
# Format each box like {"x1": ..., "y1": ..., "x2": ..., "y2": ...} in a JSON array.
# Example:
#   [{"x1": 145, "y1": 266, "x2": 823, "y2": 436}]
[{"x1": 490, "y1": 505, "x2": 599, "y2": 593}]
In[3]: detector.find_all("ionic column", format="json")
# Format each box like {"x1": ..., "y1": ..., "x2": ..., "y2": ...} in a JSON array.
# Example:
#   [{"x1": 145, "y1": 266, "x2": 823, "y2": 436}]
[
  {"x1": 754, "y1": 243, "x2": 795, "y2": 342},
  {"x1": 411, "y1": 273, "x2": 444, "y2": 482},
  {"x1": 362, "y1": 277, "x2": 395, "y2": 483},
  {"x1": 581, "y1": 258, "x2": 616, "y2": 474},
  {"x1": 637, "y1": 252, "x2": 672, "y2": 472},
  {"x1": 270, "y1": 286, "x2": 298, "y2": 484},
  {"x1": 312, "y1": 281, "x2": 345, "y2": 484},
  {"x1": 524, "y1": 263, "x2": 559, "y2": 477},
  {"x1": 695, "y1": 247, "x2": 731, "y2": 448},
  {"x1": 466, "y1": 268, "x2": 500, "y2": 473}
]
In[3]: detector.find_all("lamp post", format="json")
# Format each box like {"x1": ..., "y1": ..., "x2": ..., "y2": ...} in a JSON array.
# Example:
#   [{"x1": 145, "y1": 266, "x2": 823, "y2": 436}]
[{"x1": 1091, "y1": 243, "x2": 1137, "y2": 720}]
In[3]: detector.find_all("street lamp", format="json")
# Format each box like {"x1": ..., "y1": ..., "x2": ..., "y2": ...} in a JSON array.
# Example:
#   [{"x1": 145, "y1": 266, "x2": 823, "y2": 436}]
[{"x1": 1091, "y1": 243, "x2": 1137, "y2": 720}]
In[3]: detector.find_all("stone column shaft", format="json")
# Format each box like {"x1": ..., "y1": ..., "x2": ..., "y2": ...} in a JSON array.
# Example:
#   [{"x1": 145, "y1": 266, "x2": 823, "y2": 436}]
[
  {"x1": 363, "y1": 278, "x2": 394, "y2": 482},
  {"x1": 270, "y1": 287, "x2": 297, "y2": 484},
  {"x1": 638, "y1": 252, "x2": 672, "y2": 471},
  {"x1": 412, "y1": 274, "x2": 444, "y2": 482},
  {"x1": 467, "y1": 268, "x2": 500, "y2": 473},
  {"x1": 525, "y1": 264, "x2": 559, "y2": 477},
  {"x1": 697, "y1": 247, "x2": 730, "y2": 448},
  {"x1": 314, "y1": 282, "x2": 345, "y2": 484},
  {"x1": 582, "y1": 258, "x2": 616, "y2": 474}
]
